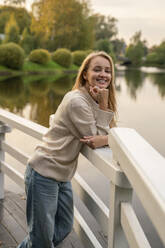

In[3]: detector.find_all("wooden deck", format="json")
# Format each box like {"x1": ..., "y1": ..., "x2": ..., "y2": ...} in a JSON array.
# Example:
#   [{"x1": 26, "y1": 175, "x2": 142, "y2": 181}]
[{"x1": 0, "y1": 191, "x2": 84, "y2": 248}]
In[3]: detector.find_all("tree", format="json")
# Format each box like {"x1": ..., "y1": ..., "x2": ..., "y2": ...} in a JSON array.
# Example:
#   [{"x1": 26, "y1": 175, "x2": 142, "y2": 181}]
[
  {"x1": 20, "y1": 27, "x2": 34, "y2": 54},
  {"x1": 111, "y1": 38, "x2": 126, "y2": 56},
  {"x1": 93, "y1": 14, "x2": 118, "y2": 41},
  {"x1": 126, "y1": 31, "x2": 148, "y2": 66},
  {"x1": 4, "y1": 13, "x2": 20, "y2": 43},
  {"x1": 146, "y1": 41, "x2": 165, "y2": 66},
  {"x1": 95, "y1": 39, "x2": 110, "y2": 53},
  {"x1": 31, "y1": 0, "x2": 95, "y2": 51},
  {"x1": 0, "y1": 6, "x2": 31, "y2": 33},
  {"x1": 0, "y1": 10, "x2": 10, "y2": 33}
]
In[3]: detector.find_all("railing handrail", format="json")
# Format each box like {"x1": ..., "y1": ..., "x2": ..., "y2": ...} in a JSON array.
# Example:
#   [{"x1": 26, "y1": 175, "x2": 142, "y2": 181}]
[
  {"x1": 109, "y1": 127, "x2": 165, "y2": 245},
  {"x1": 0, "y1": 108, "x2": 128, "y2": 187},
  {"x1": 1, "y1": 108, "x2": 165, "y2": 248}
]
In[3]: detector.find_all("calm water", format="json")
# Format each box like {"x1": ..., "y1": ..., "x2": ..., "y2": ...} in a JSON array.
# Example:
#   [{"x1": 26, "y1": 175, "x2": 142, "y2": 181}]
[
  {"x1": 1, "y1": 68, "x2": 165, "y2": 248},
  {"x1": 0, "y1": 68, "x2": 165, "y2": 157}
]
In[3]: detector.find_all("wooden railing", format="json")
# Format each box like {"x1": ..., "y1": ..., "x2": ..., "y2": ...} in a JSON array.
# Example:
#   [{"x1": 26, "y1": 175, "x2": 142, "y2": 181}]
[{"x1": 0, "y1": 108, "x2": 165, "y2": 248}]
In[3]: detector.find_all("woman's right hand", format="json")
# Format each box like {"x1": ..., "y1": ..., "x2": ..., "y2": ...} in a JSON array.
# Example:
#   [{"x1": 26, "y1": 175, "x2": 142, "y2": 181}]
[{"x1": 89, "y1": 86, "x2": 109, "y2": 111}]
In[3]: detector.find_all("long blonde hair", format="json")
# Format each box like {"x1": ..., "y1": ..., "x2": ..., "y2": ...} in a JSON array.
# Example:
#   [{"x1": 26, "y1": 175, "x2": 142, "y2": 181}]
[{"x1": 72, "y1": 51, "x2": 117, "y2": 127}]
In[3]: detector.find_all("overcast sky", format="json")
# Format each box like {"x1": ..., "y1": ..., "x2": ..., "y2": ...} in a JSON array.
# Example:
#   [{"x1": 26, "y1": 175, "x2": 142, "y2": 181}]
[{"x1": 90, "y1": 0, "x2": 165, "y2": 46}]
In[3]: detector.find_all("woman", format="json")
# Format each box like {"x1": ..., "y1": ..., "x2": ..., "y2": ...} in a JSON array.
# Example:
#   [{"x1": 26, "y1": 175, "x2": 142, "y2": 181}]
[{"x1": 18, "y1": 51, "x2": 117, "y2": 248}]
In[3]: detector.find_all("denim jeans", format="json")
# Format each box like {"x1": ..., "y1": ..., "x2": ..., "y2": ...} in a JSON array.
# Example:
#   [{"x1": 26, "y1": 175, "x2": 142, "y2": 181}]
[{"x1": 17, "y1": 164, "x2": 73, "y2": 248}]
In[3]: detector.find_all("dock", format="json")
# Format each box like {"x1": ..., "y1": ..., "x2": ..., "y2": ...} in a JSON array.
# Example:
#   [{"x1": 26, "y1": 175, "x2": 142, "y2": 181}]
[{"x1": 0, "y1": 191, "x2": 84, "y2": 248}]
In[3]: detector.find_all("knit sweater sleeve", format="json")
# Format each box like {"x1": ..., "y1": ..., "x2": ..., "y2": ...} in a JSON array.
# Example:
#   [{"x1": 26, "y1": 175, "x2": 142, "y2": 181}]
[{"x1": 68, "y1": 96, "x2": 114, "y2": 137}]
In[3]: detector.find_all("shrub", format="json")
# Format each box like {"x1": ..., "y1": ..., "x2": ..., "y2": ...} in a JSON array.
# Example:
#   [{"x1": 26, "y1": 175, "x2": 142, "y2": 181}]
[
  {"x1": 29, "y1": 49, "x2": 50, "y2": 65},
  {"x1": 72, "y1": 50, "x2": 87, "y2": 66},
  {"x1": 0, "y1": 42, "x2": 25, "y2": 69},
  {"x1": 52, "y1": 48, "x2": 72, "y2": 68}
]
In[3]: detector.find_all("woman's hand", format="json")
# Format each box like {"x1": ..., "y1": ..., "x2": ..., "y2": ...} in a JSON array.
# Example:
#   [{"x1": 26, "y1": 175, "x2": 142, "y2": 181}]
[
  {"x1": 89, "y1": 86, "x2": 109, "y2": 111},
  {"x1": 80, "y1": 135, "x2": 108, "y2": 149}
]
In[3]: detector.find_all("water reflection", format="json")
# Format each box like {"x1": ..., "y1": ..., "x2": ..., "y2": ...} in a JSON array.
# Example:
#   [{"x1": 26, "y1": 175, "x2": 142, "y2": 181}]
[
  {"x1": 0, "y1": 76, "x2": 27, "y2": 114},
  {"x1": 149, "y1": 73, "x2": 165, "y2": 99},
  {"x1": 124, "y1": 69, "x2": 146, "y2": 99},
  {"x1": 29, "y1": 78, "x2": 50, "y2": 97},
  {"x1": 0, "y1": 70, "x2": 165, "y2": 128}
]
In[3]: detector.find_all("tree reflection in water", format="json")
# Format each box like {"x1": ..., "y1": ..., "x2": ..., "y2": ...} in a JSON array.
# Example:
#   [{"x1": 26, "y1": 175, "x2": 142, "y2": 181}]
[
  {"x1": 28, "y1": 74, "x2": 75, "y2": 127},
  {"x1": 0, "y1": 71, "x2": 165, "y2": 127},
  {"x1": 124, "y1": 69, "x2": 146, "y2": 100},
  {"x1": 0, "y1": 76, "x2": 26, "y2": 114},
  {"x1": 149, "y1": 73, "x2": 165, "y2": 99}
]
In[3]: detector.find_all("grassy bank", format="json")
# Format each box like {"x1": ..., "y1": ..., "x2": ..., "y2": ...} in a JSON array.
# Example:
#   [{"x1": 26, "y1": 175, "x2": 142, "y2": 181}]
[{"x1": 0, "y1": 60, "x2": 78, "y2": 77}]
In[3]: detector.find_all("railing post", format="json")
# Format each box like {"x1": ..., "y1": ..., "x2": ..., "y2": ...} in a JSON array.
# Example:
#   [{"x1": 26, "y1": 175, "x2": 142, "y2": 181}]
[
  {"x1": 108, "y1": 176, "x2": 133, "y2": 248},
  {"x1": 0, "y1": 121, "x2": 11, "y2": 199}
]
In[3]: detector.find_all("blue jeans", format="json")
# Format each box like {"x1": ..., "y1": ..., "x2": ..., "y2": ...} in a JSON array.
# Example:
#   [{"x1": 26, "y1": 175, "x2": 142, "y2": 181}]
[{"x1": 18, "y1": 164, "x2": 73, "y2": 248}]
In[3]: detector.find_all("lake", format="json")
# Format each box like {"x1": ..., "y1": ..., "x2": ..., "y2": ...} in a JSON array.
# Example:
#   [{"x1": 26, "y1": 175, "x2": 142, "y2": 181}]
[
  {"x1": 0, "y1": 67, "x2": 165, "y2": 247},
  {"x1": 0, "y1": 67, "x2": 165, "y2": 157}
]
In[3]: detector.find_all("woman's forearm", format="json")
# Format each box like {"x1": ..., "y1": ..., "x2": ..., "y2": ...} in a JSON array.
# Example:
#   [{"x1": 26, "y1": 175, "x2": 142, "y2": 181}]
[{"x1": 80, "y1": 135, "x2": 108, "y2": 149}]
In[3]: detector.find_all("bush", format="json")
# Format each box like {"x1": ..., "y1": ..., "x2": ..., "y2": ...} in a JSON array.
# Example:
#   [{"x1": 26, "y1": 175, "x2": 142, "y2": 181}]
[
  {"x1": 72, "y1": 50, "x2": 87, "y2": 66},
  {"x1": 52, "y1": 48, "x2": 72, "y2": 68},
  {"x1": 29, "y1": 49, "x2": 50, "y2": 65},
  {"x1": 0, "y1": 42, "x2": 25, "y2": 69}
]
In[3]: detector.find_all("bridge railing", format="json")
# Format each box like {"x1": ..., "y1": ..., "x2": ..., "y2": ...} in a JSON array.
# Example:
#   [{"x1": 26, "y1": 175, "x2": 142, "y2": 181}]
[{"x1": 0, "y1": 108, "x2": 165, "y2": 248}]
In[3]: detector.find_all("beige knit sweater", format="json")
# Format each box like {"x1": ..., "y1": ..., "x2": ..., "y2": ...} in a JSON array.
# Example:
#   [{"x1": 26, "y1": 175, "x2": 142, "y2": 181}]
[{"x1": 28, "y1": 87, "x2": 114, "y2": 182}]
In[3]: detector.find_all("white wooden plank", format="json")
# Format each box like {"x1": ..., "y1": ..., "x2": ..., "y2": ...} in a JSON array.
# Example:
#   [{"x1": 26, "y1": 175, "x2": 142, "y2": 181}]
[
  {"x1": 81, "y1": 145, "x2": 130, "y2": 188},
  {"x1": 72, "y1": 172, "x2": 109, "y2": 235},
  {"x1": 2, "y1": 141, "x2": 29, "y2": 165},
  {"x1": 74, "y1": 207, "x2": 103, "y2": 248},
  {"x1": 1, "y1": 161, "x2": 24, "y2": 189},
  {"x1": 121, "y1": 202, "x2": 151, "y2": 248},
  {"x1": 109, "y1": 127, "x2": 165, "y2": 245},
  {"x1": 0, "y1": 109, "x2": 47, "y2": 140}
]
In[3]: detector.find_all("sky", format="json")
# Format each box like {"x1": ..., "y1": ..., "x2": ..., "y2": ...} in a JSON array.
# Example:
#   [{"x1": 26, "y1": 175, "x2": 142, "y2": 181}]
[{"x1": 90, "y1": 0, "x2": 165, "y2": 47}]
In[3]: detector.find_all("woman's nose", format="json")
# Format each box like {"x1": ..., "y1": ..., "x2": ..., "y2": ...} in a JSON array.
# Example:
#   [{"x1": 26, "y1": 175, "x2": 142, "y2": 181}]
[{"x1": 99, "y1": 70, "x2": 107, "y2": 77}]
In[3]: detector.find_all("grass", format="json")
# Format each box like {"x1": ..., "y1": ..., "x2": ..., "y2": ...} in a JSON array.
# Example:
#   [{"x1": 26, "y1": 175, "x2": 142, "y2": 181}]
[
  {"x1": 0, "y1": 60, "x2": 78, "y2": 76},
  {"x1": 22, "y1": 60, "x2": 78, "y2": 73}
]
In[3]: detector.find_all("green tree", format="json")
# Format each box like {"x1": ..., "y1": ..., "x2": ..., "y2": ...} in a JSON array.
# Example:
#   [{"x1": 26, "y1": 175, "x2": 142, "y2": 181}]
[
  {"x1": 126, "y1": 31, "x2": 147, "y2": 66},
  {"x1": 0, "y1": 10, "x2": 10, "y2": 33},
  {"x1": 93, "y1": 14, "x2": 118, "y2": 41},
  {"x1": 4, "y1": 13, "x2": 20, "y2": 43},
  {"x1": 31, "y1": 0, "x2": 95, "y2": 50},
  {"x1": 95, "y1": 39, "x2": 110, "y2": 53},
  {"x1": 146, "y1": 41, "x2": 165, "y2": 66},
  {"x1": 20, "y1": 27, "x2": 34, "y2": 54},
  {"x1": 95, "y1": 39, "x2": 116, "y2": 62},
  {"x1": 0, "y1": 6, "x2": 31, "y2": 33},
  {"x1": 111, "y1": 38, "x2": 126, "y2": 56}
]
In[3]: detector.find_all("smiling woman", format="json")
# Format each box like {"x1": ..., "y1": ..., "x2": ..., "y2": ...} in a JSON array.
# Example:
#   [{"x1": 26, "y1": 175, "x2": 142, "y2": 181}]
[{"x1": 17, "y1": 51, "x2": 117, "y2": 248}]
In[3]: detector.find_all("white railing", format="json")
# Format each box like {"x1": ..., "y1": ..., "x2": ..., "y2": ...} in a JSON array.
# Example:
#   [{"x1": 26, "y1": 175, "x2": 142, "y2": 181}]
[{"x1": 0, "y1": 108, "x2": 165, "y2": 248}]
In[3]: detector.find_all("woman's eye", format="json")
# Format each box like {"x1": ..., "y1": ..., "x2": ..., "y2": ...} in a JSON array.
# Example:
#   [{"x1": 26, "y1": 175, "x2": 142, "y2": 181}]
[{"x1": 94, "y1": 68, "x2": 101, "y2": 72}]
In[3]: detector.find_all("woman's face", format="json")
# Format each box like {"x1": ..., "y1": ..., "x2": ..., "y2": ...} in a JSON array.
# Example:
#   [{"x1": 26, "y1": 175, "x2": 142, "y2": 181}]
[{"x1": 84, "y1": 56, "x2": 112, "y2": 89}]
